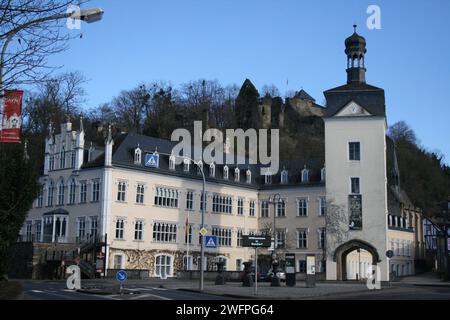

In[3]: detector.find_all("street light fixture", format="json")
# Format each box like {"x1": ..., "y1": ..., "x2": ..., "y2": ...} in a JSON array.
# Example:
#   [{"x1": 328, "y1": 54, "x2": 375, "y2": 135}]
[{"x1": 268, "y1": 193, "x2": 281, "y2": 287}]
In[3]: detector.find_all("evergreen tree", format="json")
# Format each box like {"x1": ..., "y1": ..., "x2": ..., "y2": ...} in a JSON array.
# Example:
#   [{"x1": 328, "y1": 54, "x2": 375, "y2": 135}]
[
  {"x1": 235, "y1": 79, "x2": 260, "y2": 129},
  {"x1": 0, "y1": 143, "x2": 39, "y2": 278}
]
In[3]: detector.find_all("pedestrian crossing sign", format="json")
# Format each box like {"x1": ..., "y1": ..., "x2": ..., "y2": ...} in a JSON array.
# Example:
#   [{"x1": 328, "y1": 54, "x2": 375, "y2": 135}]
[
  {"x1": 145, "y1": 152, "x2": 159, "y2": 168},
  {"x1": 205, "y1": 235, "x2": 217, "y2": 248}
]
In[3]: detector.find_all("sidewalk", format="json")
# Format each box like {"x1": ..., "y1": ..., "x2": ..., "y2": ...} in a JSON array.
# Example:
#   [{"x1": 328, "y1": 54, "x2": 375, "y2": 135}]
[
  {"x1": 395, "y1": 272, "x2": 450, "y2": 287},
  {"x1": 118, "y1": 279, "x2": 387, "y2": 300}
]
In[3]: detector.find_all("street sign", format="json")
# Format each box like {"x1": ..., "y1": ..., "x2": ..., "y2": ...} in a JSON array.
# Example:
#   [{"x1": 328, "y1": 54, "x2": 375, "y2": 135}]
[
  {"x1": 205, "y1": 235, "x2": 218, "y2": 248},
  {"x1": 242, "y1": 235, "x2": 271, "y2": 248},
  {"x1": 199, "y1": 227, "x2": 208, "y2": 237},
  {"x1": 145, "y1": 153, "x2": 159, "y2": 168},
  {"x1": 116, "y1": 270, "x2": 127, "y2": 282},
  {"x1": 386, "y1": 250, "x2": 394, "y2": 258}
]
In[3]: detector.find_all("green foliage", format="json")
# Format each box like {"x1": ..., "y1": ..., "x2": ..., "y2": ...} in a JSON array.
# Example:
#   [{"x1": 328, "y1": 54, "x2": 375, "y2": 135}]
[
  {"x1": 389, "y1": 122, "x2": 450, "y2": 216},
  {"x1": 0, "y1": 144, "x2": 39, "y2": 276}
]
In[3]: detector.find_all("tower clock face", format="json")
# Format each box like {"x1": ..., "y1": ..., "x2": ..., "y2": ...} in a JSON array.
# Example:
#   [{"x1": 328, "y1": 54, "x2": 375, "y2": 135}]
[{"x1": 351, "y1": 105, "x2": 358, "y2": 113}]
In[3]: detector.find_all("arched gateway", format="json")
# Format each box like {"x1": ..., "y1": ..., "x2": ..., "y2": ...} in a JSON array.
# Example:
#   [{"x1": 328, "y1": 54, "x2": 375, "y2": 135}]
[{"x1": 333, "y1": 239, "x2": 380, "y2": 281}]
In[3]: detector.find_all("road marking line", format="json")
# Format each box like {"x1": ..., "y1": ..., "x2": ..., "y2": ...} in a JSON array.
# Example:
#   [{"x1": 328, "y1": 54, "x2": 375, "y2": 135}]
[
  {"x1": 30, "y1": 290, "x2": 43, "y2": 293},
  {"x1": 130, "y1": 293, "x2": 171, "y2": 300}
]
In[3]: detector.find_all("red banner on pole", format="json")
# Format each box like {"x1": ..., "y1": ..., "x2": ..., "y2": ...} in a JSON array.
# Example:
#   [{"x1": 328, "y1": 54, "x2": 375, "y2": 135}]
[{"x1": 0, "y1": 89, "x2": 23, "y2": 143}]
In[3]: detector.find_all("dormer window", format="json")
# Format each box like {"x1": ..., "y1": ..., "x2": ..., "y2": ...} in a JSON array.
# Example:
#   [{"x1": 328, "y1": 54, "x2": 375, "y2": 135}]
[
  {"x1": 197, "y1": 160, "x2": 203, "y2": 175},
  {"x1": 134, "y1": 146, "x2": 142, "y2": 165},
  {"x1": 265, "y1": 173, "x2": 272, "y2": 185},
  {"x1": 209, "y1": 162, "x2": 215, "y2": 178},
  {"x1": 183, "y1": 157, "x2": 190, "y2": 172},
  {"x1": 321, "y1": 167, "x2": 326, "y2": 182},
  {"x1": 246, "y1": 169, "x2": 251, "y2": 184},
  {"x1": 223, "y1": 165, "x2": 229, "y2": 180},
  {"x1": 60, "y1": 147, "x2": 65, "y2": 169},
  {"x1": 169, "y1": 154, "x2": 176, "y2": 170},
  {"x1": 301, "y1": 166, "x2": 309, "y2": 183},
  {"x1": 234, "y1": 167, "x2": 240, "y2": 182},
  {"x1": 281, "y1": 168, "x2": 288, "y2": 184}
]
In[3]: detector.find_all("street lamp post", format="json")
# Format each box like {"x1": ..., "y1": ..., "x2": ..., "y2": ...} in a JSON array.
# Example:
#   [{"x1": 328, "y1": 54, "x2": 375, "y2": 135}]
[{"x1": 268, "y1": 193, "x2": 281, "y2": 287}]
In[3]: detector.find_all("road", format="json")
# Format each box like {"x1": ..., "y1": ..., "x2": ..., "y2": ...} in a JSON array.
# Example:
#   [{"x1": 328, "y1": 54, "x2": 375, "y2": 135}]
[{"x1": 20, "y1": 280, "x2": 230, "y2": 300}]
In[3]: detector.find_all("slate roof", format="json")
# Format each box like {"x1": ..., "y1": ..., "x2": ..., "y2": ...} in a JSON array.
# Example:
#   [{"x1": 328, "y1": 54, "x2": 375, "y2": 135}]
[
  {"x1": 323, "y1": 82, "x2": 386, "y2": 117},
  {"x1": 82, "y1": 132, "x2": 325, "y2": 190}
]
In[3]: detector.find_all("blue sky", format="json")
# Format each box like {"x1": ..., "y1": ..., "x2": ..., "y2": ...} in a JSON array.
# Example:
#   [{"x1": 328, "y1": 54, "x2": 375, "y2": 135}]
[{"x1": 45, "y1": 0, "x2": 450, "y2": 164}]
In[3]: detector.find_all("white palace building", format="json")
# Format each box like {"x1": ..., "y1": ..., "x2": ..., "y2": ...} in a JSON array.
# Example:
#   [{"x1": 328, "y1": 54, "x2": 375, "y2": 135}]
[{"x1": 17, "y1": 29, "x2": 426, "y2": 282}]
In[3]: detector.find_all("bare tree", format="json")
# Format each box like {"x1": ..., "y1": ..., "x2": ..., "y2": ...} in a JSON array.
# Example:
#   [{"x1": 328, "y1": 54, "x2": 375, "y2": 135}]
[{"x1": 0, "y1": 0, "x2": 90, "y2": 90}]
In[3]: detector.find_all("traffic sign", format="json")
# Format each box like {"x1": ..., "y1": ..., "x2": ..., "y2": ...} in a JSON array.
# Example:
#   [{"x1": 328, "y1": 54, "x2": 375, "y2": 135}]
[
  {"x1": 242, "y1": 235, "x2": 271, "y2": 248},
  {"x1": 386, "y1": 250, "x2": 394, "y2": 258},
  {"x1": 145, "y1": 153, "x2": 159, "y2": 168},
  {"x1": 205, "y1": 235, "x2": 218, "y2": 248},
  {"x1": 116, "y1": 270, "x2": 127, "y2": 282},
  {"x1": 199, "y1": 227, "x2": 208, "y2": 237}
]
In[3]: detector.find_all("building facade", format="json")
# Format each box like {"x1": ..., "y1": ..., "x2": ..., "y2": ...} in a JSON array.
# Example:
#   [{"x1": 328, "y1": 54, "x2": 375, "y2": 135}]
[{"x1": 19, "y1": 29, "x2": 423, "y2": 281}]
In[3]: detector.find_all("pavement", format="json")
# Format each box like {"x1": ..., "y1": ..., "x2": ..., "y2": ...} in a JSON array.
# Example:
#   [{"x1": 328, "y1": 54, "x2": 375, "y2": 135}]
[{"x1": 14, "y1": 272, "x2": 450, "y2": 300}]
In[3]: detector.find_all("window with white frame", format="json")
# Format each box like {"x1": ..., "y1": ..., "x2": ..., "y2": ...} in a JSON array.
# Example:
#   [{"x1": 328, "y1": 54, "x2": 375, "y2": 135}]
[
  {"x1": 350, "y1": 177, "x2": 360, "y2": 194},
  {"x1": 297, "y1": 198, "x2": 308, "y2": 217},
  {"x1": 197, "y1": 160, "x2": 203, "y2": 175},
  {"x1": 186, "y1": 191, "x2": 194, "y2": 210},
  {"x1": 281, "y1": 169, "x2": 288, "y2": 184},
  {"x1": 223, "y1": 165, "x2": 229, "y2": 180},
  {"x1": 117, "y1": 182, "x2": 126, "y2": 202},
  {"x1": 57, "y1": 180, "x2": 65, "y2": 205},
  {"x1": 134, "y1": 146, "x2": 142, "y2": 165},
  {"x1": 183, "y1": 157, "x2": 190, "y2": 172},
  {"x1": 115, "y1": 219, "x2": 125, "y2": 239},
  {"x1": 92, "y1": 180, "x2": 100, "y2": 202},
  {"x1": 169, "y1": 155, "x2": 176, "y2": 170},
  {"x1": 155, "y1": 255, "x2": 172, "y2": 277},
  {"x1": 200, "y1": 193, "x2": 206, "y2": 211},
  {"x1": 212, "y1": 194, "x2": 232, "y2": 214},
  {"x1": 276, "y1": 200, "x2": 286, "y2": 217},
  {"x1": 265, "y1": 173, "x2": 272, "y2": 185},
  {"x1": 297, "y1": 229, "x2": 308, "y2": 248},
  {"x1": 209, "y1": 162, "x2": 215, "y2": 177},
  {"x1": 153, "y1": 222, "x2": 177, "y2": 243},
  {"x1": 275, "y1": 229, "x2": 286, "y2": 248},
  {"x1": 90, "y1": 216, "x2": 98, "y2": 236},
  {"x1": 49, "y1": 155, "x2": 55, "y2": 171},
  {"x1": 318, "y1": 228, "x2": 325, "y2": 249},
  {"x1": 60, "y1": 147, "x2": 65, "y2": 169},
  {"x1": 134, "y1": 220, "x2": 144, "y2": 240},
  {"x1": 319, "y1": 197, "x2": 326, "y2": 216},
  {"x1": 136, "y1": 184, "x2": 145, "y2": 204},
  {"x1": 25, "y1": 221, "x2": 32, "y2": 241},
  {"x1": 79, "y1": 181, "x2": 87, "y2": 203},
  {"x1": 154, "y1": 187, "x2": 179, "y2": 208},
  {"x1": 71, "y1": 150, "x2": 76, "y2": 168},
  {"x1": 77, "y1": 217, "x2": 86, "y2": 239},
  {"x1": 68, "y1": 179, "x2": 76, "y2": 204},
  {"x1": 249, "y1": 200, "x2": 255, "y2": 217},
  {"x1": 212, "y1": 227, "x2": 232, "y2": 246},
  {"x1": 183, "y1": 255, "x2": 193, "y2": 271},
  {"x1": 35, "y1": 220, "x2": 42, "y2": 242},
  {"x1": 234, "y1": 167, "x2": 240, "y2": 182},
  {"x1": 37, "y1": 185, "x2": 44, "y2": 208},
  {"x1": 237, "y1": 229, "x2": 243, "y2": 247},
  {"x1": 113, "y1": 254, "x2": 123, "y2": 269},
  {"x1": 261, "y1": 201, "x2": 269, "y2": 217},
  {"x1": 47, "y1": 181, "x2": 54, "y2": 206},
  {"x1": 349, "y1": 142, "x2": 361, "y2": 161},
  {"x1": 246, "y1": 169, "x2": 251, "y2": 184},
  {"x1": 237, "y1": 198, "x2": 244, "y2": 215},
  {"x1": 185, "y1": 224, "x2": 193, "y2": 244},
  {"x1": 301, "y1": 168, "x2": 309, "y2": 183}
]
